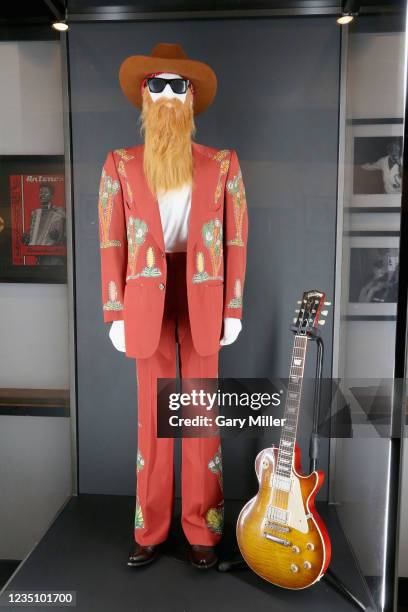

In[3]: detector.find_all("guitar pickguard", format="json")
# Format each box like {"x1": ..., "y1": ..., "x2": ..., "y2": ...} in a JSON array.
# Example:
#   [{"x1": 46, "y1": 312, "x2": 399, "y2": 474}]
[
  {"x1": 286, "y1": 475, "x2": 310, "y2": 534},
  {"x1": 269, "y1": 474, "x2": 310, "y2": 534}
]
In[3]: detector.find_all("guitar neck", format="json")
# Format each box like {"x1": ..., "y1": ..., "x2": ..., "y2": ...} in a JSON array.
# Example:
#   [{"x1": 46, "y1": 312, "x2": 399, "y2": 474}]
[{"x1": 276, "y1": 334, "x2": 308, "y2": 478}]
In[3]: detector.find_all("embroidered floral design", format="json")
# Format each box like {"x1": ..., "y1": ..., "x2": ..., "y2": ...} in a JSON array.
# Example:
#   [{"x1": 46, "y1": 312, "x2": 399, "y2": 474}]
[
  {"x1": 135, "y1": 450, "x2": 145, "y2": 529},
  {"x1": 103, "y1": 281, "x2": 123, "y2": 312},
  {"x1": 127, "y1": 217, "x2": 147, "y2": 279},
  {"x1": 208, "y1": 446, "x2": 223, "y2": 491},
  {"x1": 126, "y1": 182, "x2": 133, "y2": 204},
  {"x1": 228, "y1": 279, "x2": 243, "y2": 309},
  {"x1": 115, "y1": 148, "x2": 134, "y2": 162},
  {"x1": 134, "y1": 497, "x2": 144, "y2": 529},
  {"x1": 205, "y1": 505, "x2": 224, "y2": 535},
  {"x1": 203, "y1": 219, "x2": 223, "y2": 278},
  {"x1": 212, "y1": 150, "x2": 230, "y2": 207},
  {"x1": 226, "y1": 170, "x2": 246, "y2": 246},
  {"x1": 136, "y1": 449, "x2": 145, "y2": 473},
  {"x1": 193, "y1": 219, "x2": 223, "y2": 283},
  {"x1": 138, "y1": 247, "x2": 162, "y2": 278},
  {"x1": 192, "y1": 251, "x2": 209, "y2": 283},
  {"x1": 117, "y1": 160, "x2": 126, "y2": 177},
  {"x1": 117, "y1": 159, "x2": 134, "y2": 206},
  {"x1": 99, "y1": 170, "x2": 122, "y2": 249},
  {"x1": 205, "y1": 446, "x2": 223, "y2": 535}
]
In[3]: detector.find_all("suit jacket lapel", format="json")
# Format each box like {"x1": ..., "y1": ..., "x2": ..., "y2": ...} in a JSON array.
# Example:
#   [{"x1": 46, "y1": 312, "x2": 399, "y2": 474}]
[{"x1": 134, "y1": 146, "x2": 165, "y2": 253}]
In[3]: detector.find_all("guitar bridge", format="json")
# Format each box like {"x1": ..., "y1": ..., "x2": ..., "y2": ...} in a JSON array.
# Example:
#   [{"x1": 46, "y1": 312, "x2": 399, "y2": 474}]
[
  {"x1": 263, "y1": 532, "x2": 291, "y2": 546},
  {"x1": 264, "y1": 520, "x2": 290, "y2": 533}
]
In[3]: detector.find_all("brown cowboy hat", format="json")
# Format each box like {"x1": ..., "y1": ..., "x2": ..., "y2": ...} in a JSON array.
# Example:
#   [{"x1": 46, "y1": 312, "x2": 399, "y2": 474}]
[{"x1": 119, "y1": 43, "x2": 217, "y2": 115}]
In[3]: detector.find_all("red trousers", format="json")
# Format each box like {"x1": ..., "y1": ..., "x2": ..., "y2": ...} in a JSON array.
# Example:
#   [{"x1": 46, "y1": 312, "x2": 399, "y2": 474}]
[{"x1": 134, "y1": 252, "x2": 223, "y2": 546}]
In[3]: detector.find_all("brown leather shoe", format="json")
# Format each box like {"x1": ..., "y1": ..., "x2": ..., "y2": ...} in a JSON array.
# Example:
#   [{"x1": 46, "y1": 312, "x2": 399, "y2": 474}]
[
  {"x1": 127, "y1": 543, "x2": 159, "y2": 567},
  {"x1": 189, "y1": 545, "x2": 218, "y2": 570}
]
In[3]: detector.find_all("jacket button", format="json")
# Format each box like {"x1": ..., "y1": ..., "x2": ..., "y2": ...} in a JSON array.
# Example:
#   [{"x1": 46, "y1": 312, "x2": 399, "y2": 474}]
[{"x1": 159, "y1": 283, "x2": 165, "y2": 290}]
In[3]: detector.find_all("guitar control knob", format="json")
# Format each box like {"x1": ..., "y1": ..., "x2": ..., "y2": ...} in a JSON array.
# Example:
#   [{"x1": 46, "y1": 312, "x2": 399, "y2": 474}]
[
  {"x1": 303, "y1": 561, "x2": 312, "y2": 570},
  {"x1": 306, "y1": 543, "x2": 315, "y2": 551},
  {"x1": 290, "y1": 564, "x2": 299, "y2": 573},
  {"x1": 292, "y1": 546, "x2": 300, "y2": 554}
]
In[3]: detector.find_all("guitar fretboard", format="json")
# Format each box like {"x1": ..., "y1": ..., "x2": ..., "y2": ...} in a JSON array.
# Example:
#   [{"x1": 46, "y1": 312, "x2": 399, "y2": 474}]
[{"x1": 275, "y1": 334, "x2": 308, "y2": 479}]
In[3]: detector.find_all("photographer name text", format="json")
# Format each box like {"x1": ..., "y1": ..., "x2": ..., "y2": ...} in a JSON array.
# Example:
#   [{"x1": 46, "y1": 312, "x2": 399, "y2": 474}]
[{"x1": 168, "y1": 415, "x2": 286, "y2": 429}]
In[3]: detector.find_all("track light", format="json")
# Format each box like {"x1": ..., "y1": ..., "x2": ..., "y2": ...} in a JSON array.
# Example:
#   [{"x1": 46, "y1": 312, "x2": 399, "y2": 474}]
[
  {"x1": 337, "y1": 14, "x2": 354, "y2": 25},
  {"x1": 51, "y1": 2, "x2": 69, "y2": 32},
  {"x1": 52, "y1": 20, "x2": 68, "y2": 31},
  {"x1": 337, "y1": 0, "x2": 360, "y2": 25}
]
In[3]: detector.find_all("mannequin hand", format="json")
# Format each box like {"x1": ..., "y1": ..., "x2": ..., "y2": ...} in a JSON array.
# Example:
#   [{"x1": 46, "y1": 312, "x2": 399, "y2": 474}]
[
  {"x1": 109, "y1": 320, "x2": 126, "y2": 352},
  {"x1": 220, "y1": 317, "x2": 242, "y2": 347},
  {"x1": 110, "y1": 319, "x2": 241, "y2": 350}
]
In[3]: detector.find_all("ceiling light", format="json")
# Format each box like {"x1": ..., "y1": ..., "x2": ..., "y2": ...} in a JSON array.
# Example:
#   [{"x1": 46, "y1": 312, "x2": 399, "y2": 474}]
[
  {"x1": 337, "y1": 0, "x2": 360, "y2": 25},
  {"x1": 52, "y1": 21, "x2": 68, "y2": 32},
  {"x1": 337, "y1": 14, "x2": 354, "y2": 25}
]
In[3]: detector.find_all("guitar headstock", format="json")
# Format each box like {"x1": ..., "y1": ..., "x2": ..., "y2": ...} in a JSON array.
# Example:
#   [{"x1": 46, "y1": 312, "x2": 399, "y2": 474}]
[{"x1": 292, "y1": 290, "x2": 330, "y2": 336}]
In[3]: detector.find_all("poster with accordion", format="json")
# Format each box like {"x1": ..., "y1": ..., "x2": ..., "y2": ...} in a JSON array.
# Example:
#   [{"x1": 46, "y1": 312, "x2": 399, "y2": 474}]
[{"x1": 0, "y1": 156, "x2": 66, "y2": 283}]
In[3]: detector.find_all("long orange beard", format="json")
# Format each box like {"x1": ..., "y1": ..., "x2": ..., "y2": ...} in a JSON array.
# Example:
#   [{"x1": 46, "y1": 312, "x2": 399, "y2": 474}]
[{"x1": 141, "y1": 88, "x2": 195, "y2": 195}]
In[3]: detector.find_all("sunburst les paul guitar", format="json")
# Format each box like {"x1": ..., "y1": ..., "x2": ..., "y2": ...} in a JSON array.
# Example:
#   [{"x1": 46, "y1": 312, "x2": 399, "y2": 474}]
[{"x1": 236, "y1": 290, "x2": 332, "y2": 589}]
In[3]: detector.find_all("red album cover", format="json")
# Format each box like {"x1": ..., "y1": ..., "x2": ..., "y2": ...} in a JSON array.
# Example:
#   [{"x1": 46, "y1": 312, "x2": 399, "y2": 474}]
[{"x1": 10, "y1": 174, "x2": 66, "y2": 266}]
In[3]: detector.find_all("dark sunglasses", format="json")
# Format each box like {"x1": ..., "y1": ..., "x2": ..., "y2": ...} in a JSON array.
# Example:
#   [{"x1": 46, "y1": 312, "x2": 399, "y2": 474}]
[{"x1": 146, "y1": 77, "x2": 189, "y2": 95}]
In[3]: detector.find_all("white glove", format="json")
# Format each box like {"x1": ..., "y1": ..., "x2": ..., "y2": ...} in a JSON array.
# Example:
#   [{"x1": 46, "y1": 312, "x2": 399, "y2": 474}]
[
  {"x1": 109, "y1": 320, "x2": 126, "y2": 352},
  {"x1": 220, "y1": 317, "x2": 242, "y2": 347},
  {"x1": 109, "y1": 317, "x2": 242, "y2": 352}
]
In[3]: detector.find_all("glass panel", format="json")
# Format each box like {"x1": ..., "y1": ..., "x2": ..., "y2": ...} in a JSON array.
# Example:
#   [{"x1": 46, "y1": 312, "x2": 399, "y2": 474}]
[{"x1": 333, "y1": 11, "x2": 406, "y2": 611}]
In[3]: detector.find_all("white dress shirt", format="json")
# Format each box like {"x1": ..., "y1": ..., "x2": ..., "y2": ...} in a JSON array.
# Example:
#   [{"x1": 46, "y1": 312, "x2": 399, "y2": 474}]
[{"x1": 157, "y1": 184, "x2": 192, "y2": 252}]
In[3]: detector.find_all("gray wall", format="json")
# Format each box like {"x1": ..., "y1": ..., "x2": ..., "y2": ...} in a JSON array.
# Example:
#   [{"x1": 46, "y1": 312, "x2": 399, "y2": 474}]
[{"x1": 69, "y1": 18, "x2": 340, "y2": 497}]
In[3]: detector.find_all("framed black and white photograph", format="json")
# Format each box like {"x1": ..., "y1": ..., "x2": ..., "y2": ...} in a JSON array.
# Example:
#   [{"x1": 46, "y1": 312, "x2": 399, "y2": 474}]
[
  {"x1": 351, "y1": 121, "x2": 403, "y2": 209},
  {"x1": 347, "y1": 233, "x2": 399, "y2": 319},
  {"x1": 0, "y1": 155, "x2": 66, "y2": 283}
]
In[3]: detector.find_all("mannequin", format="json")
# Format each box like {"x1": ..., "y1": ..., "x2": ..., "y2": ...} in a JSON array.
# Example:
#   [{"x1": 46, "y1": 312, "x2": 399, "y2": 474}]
[
  {"x1": 98, "y1": 44, "x2": 248, "y2": 571},
  {"x1": 109, "y1": 76, "x2": 242, "y2": 352}
]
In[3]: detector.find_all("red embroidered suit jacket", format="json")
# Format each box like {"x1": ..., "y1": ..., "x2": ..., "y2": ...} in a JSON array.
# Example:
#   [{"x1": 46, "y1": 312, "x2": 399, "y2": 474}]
[{"x1": 98, "y1": 142, "x2": 248, "y2": 358}]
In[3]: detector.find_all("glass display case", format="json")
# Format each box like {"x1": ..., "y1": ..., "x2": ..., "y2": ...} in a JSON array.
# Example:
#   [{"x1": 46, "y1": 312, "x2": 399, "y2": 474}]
[
  {"x1": 0, "y1": 3, "x2": 407, "y2": 612},
  {"x1": 332, "y1": 11, "x2": 406, "y2": 611}
]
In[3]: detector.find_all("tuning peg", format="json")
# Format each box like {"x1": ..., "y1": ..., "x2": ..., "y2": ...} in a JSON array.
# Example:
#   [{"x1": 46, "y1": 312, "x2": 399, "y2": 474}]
[
  {"x1": 297, "y1": 301, "x2": 302, "y2": 304},
  {"x1": 293, "y1": 318, "x2": 298, "y2": 323},
  {"x1": 321, "y1": 310, "x2": 329, "y2": 316},
  {"x1": 324, "y1": 301, "x2": 331, "y2": 306},
  {"x1": 295, "y1": 309, "x2": 300, "y2": 313},
  {"x1": 318, "y1": 320, "x2": 326, "y2": 326}
]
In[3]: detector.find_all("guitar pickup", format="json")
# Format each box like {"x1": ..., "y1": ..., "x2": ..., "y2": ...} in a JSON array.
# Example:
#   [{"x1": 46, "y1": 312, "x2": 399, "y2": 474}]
[
  {"x1": 271, "y1": 475, "x2": 292, "y2": 492},
  {"x1": 267, "y1": 506, "x2": 290, "y2": 525}
]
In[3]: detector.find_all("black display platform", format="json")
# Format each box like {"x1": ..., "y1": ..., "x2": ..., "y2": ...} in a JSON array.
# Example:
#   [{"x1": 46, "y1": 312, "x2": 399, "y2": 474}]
[{"x1": 1, "y1": 495, "x2": 376, "y2": 611}]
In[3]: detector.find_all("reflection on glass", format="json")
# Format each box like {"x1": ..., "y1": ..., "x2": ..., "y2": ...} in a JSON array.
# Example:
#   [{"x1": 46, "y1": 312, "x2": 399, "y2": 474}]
[{"x1": 333, "y1": 11, "x2": 405, "y2": 611}]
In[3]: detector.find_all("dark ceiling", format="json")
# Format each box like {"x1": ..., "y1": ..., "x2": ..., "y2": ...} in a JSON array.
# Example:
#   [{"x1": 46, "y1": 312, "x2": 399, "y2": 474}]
[
  {"x1": 1, "y1": 1, "x2": 58, "y2": 22},
  {"x1": 0, "y1": 0, "x2": 404, "y2": 26}
]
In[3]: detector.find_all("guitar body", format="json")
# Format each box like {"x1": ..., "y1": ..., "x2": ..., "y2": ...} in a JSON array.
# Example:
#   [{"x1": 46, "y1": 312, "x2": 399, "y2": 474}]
[{"x1": 236, "y1": 443, "x2": 331, "y2": 589}]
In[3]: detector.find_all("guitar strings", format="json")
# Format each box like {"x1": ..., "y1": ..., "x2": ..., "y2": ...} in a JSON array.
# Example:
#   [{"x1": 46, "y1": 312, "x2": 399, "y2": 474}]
[{"x1": 270, "y1": 335, "x2": 307, "y2": 526}]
